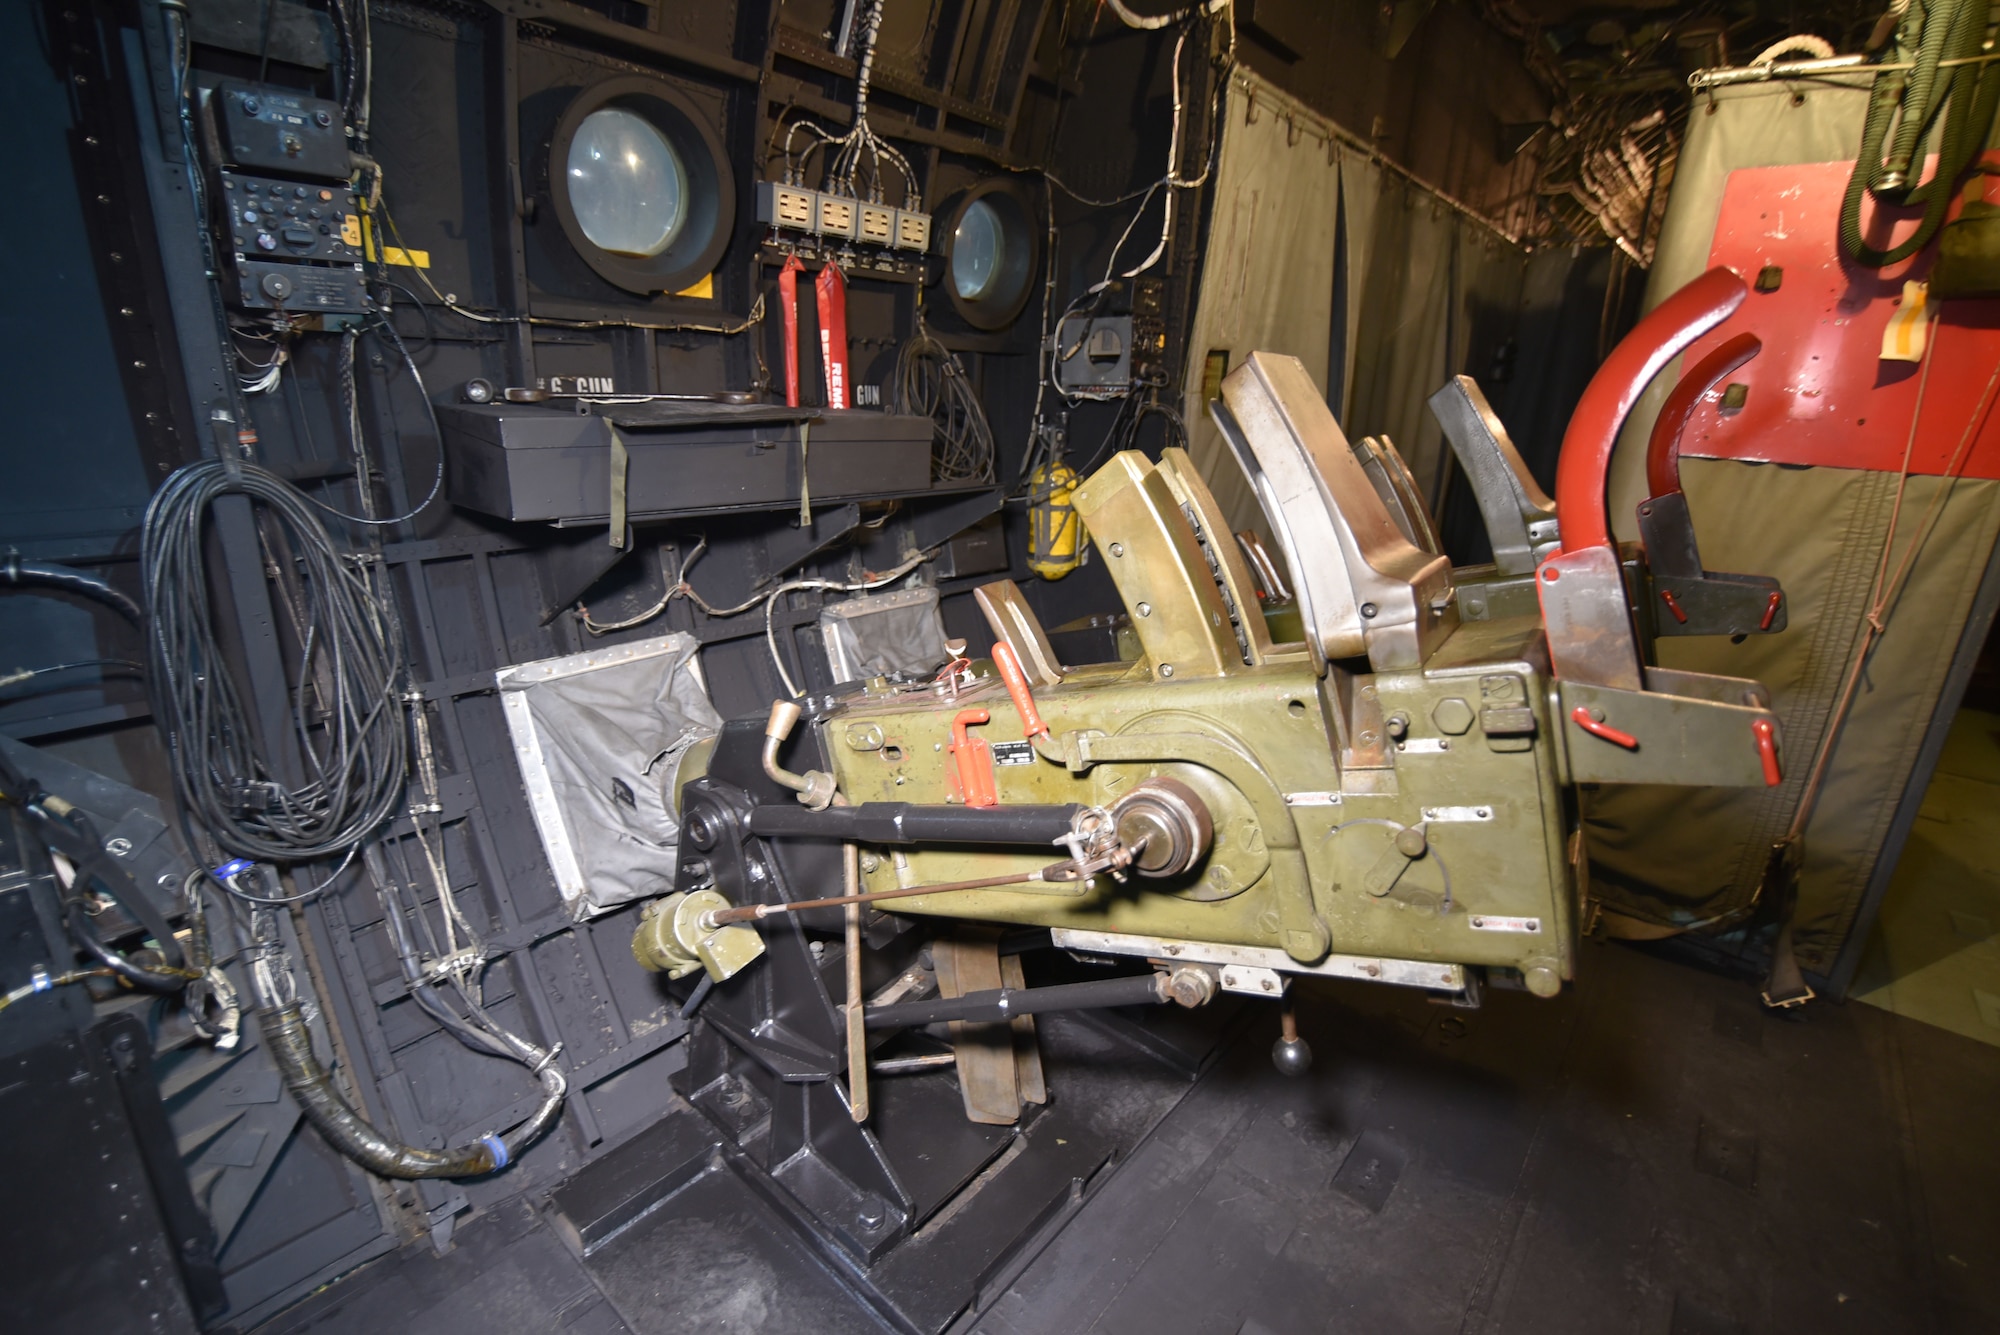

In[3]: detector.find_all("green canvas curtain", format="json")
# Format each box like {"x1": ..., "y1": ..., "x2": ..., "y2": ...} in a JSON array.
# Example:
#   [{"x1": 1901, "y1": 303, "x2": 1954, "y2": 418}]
[{"x1": 1589, "y1": 76, "x2": 2000, "y2": 987}]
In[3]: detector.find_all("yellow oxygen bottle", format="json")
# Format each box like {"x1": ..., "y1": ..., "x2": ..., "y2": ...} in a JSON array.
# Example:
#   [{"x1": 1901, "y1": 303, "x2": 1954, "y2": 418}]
[{"x1": 1027, "y1": 460, "x2": 1084, "y2": 580}]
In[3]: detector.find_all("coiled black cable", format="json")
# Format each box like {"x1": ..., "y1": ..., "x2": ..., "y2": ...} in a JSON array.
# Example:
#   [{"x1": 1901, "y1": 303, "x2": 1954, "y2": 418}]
[
  {"x1": 893, "y1": 326, "x2": 998, "y2": 485},
  {"x1": 141, "y1": 460, "x2": 407, "y2": 863}
]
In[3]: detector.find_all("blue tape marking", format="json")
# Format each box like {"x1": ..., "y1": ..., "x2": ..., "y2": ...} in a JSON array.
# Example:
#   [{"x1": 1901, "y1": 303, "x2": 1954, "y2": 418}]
[
  {"x1": 213, "y1": 859, "x2": 254, "y2": 880},
  {"x1": 479, "y1": 1132, "x2": 508, "y2": 1171}
]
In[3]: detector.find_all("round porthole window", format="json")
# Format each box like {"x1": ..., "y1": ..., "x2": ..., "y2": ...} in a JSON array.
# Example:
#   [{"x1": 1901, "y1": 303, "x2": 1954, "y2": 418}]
[
  {"x1": 938, "y1": 182, "x2": 1037, "y2": 330},
  {"x1": 950, "y1": 200, "x2": 1003, "y2": 301},
  {"x1": 548, "y1": 77, "x2": 734, "y2": 295},
  {"x1": 566, "y1": 108, "x2": 686, "y2": 258}
]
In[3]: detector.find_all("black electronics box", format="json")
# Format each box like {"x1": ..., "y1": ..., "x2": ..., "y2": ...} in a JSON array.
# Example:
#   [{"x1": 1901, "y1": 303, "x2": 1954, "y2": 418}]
[
  {"x1": 438, "y1": 402, "x2": 940, "y2": 524},
  {"x1": 212, "y1": 82, "x2": 351, "y2": 181}
]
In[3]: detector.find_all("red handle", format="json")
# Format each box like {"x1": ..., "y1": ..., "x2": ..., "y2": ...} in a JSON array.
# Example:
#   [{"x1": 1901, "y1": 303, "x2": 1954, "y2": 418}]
[
  {"x1": 1571, "y1": 706, "x2": 1639, "y2": 750},
  {"x1": 1753, "y1": 718, "x2": 1782, "y2": 787},
  {"x1": 1760, "y1": 591, "x2": 1782, "y2": 631},
  {"x1": 1659, "y1": 588, "x2": 1688, "y2": 624},
  {"x1": 948, "y1": 708, "x2": 997, "y2": 808},
  {"x1": 1557, "y1": 267, "x2": 1747, "y2": 554},
  {"x1": 989, "y1": 642, "x2": 1049, "y2": 739},
  {"x1": 1645, "y1": 332, "x2": 1762, "y2": 499}
]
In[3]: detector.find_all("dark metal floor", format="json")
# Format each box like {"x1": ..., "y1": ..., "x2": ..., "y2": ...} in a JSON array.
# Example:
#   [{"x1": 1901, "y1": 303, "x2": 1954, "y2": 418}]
[{"x1": 254, "y1": 938, "x2": 2000, "y2": 1335}]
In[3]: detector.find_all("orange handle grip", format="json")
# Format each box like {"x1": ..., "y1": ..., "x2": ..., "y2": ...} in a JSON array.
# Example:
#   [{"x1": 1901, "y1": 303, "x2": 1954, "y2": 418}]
[
  {"x1": 1571, "y1": 706, "x2": 1639, "y2": 750},
  {"x1": 948, "y1": 708, "x2": 997, "y2": 808},
  {"x1": 989, "y1": 642, "x2": 1049, "y2": 739},
  {"x1": 1659, "y1": 588, "x2": 1688, "y2": 624},
  {"x1": 1753, "y1": 718, "x2": 1782, "y2": 787},
  {"x1": 1760, "y1": 591, "x2": 1783, "y2": 632}
]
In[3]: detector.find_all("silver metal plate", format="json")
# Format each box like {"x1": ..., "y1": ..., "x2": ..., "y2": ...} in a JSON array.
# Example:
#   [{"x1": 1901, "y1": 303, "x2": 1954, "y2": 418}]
[
  {"x1": 1049, "y1": 928, "x2": 1464, "y2": 991},
  {"x1": 1217, "y1": 965, "x2": 1288, "y2": 996},
  {"x1": 1421, "y1": 805, "x2": 1494, "y2": 822},
  {"x1": 1285, "y1": 791, "x2": 1343, "y2": 806},
  {"x1": 1397, "y1": 738, "x2": 1450, "y2": 754},
  {"x1": 991, "y1": 740, "x2": 1036, "y2": 767},
  {"x1": 1469, "y1": 915, "x2": 1542, "y2": 934}
]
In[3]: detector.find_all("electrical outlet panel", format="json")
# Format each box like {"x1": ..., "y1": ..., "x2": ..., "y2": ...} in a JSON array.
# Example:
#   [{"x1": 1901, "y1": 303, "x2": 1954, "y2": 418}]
[
  {"x1": 893, "y1": 210, "x2": 931, "y2": 252},
  {"x1": 756, "y1": 180, "x2": 929, "y2": 254},
  {"x1": 755, "y1": 181, "x2": 817, "y2": 230},
  {"x1": 858, "y1": 203, "x2": 895, "y2": 245},
  {"x1": 816, "y1": 195, "x2": 858, "y2": 240}
]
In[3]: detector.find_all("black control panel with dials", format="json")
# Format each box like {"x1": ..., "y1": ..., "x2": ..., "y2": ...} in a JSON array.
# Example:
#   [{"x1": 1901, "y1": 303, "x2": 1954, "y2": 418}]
[
  {"x1": 220, "y1": 173, "x2": 360, "y2": 264},
  {"x1": 206, "y1": 83, "x2": 367, "y2": 315}
]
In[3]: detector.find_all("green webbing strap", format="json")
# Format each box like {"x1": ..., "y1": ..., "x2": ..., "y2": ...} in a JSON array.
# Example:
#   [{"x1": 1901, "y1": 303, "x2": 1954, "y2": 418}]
[
  {"x1": 609, "y1": 423, "x2": 629, "y2": 549},
  {"x1": 797, "y1": 419, "x2": 813, "y2": 528}
]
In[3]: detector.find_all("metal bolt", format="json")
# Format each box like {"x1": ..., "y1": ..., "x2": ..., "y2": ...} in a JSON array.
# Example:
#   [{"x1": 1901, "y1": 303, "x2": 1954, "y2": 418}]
[
  {"x1": 1136, "y1": 601, "x2": 1151, "y2": 617},
  {"x1": 1159, "y1": 664, "x2": 1174, "y2": 677},
  {"x1": 1360, "y1": 602, "x2": 1378, "y2": 618},
  {"x1": 1109, "y1": 542, "x2": 1125, "y2": 557},
  {"x1": 858, "y1": 1204, "x2": 885, "y2": 1229},
  {"x1": 104, "y1": 837, "x2": 133, "y2": 858}
]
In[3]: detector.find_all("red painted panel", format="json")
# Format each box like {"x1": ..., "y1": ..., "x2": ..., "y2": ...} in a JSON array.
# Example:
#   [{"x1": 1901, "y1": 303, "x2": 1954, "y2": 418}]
[{"x1": 1679, "y1": 156, "x2": 2000, "y2": 479}]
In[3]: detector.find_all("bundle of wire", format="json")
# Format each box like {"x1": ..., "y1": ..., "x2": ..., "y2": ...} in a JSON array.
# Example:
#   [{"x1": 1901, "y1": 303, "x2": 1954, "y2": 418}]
[
  {"x1": 893, "y1": 326, "x2": 997, "y2": 484},
  {"x1": 778, "y1": 0, "x2": 917, "y2": 207},
  {"x1": 142, "y1": 460, "x2": 407, "y2": 863}
]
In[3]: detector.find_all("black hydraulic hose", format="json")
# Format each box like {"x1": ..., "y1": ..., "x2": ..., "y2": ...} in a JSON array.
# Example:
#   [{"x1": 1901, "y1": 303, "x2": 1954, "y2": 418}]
[
  {"x1": 1886, "y1": 0, "x2": 1962, "y2": 184},
  {"x1": 359, "y1": 845, "x2": 567, "y2": 1169},
  {"x1": 0, "y1": 556, "x2": 143, "y2": 623},
  {"x1": 260, "y1": 1004, "x2": 510, "y2": 1178},
  {"x1": 1841, "y1": 0, "x2": 2000, "y2": 267},
  {"x1": 747, "y1": 801, "x2": 1088, "y2": 846},
  {"x1": 64, "y1": 898, "x2": 187, "y2": 993},
  {"x1": 864, "y1": 971, "x2": 1170, "y2": 1029}
]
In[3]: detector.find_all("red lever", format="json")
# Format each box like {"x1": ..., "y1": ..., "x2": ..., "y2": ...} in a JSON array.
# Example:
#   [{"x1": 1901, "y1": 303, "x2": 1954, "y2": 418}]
[
  {"x1": 989, "y1": 642, "x2": 1049, "y2": 739},
  {"x1": 1659, "y1": 588, "x2": 1689, "y2": 624},
  {"x1": 1645, "y1": 331, "x2": 1762, "y2": 499},
  {"x1": 1752, "y1": 718, "x2": 1782, "y2": 787},
  {"x1": 1760, "y1": 591, "x2": 1782, "y2": 631},
  {"x1": 1571, "y1": 706, "x2": 1639, "y2": 750},
  {"x1": 1557, "y1": 267, "x2": 1747, "y2": 554},
  {"x1": 948, "y1": 709, "x2": 998, "y2": 808}
]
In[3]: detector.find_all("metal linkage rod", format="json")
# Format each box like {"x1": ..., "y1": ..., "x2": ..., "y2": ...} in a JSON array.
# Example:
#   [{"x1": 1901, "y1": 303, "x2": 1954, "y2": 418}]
[{"x1": 862, "y1": 972, "x2": 1170, "y2": 1029}]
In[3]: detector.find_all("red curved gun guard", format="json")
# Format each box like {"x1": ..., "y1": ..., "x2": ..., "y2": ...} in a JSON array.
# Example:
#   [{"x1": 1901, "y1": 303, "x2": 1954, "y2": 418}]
[
  {"x1": 1556, "y1": 267, "x2": 1747, "y2": 553},
  {"x1": 1645, "y1": 332, "x2": 1762, "y2": 500}
]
